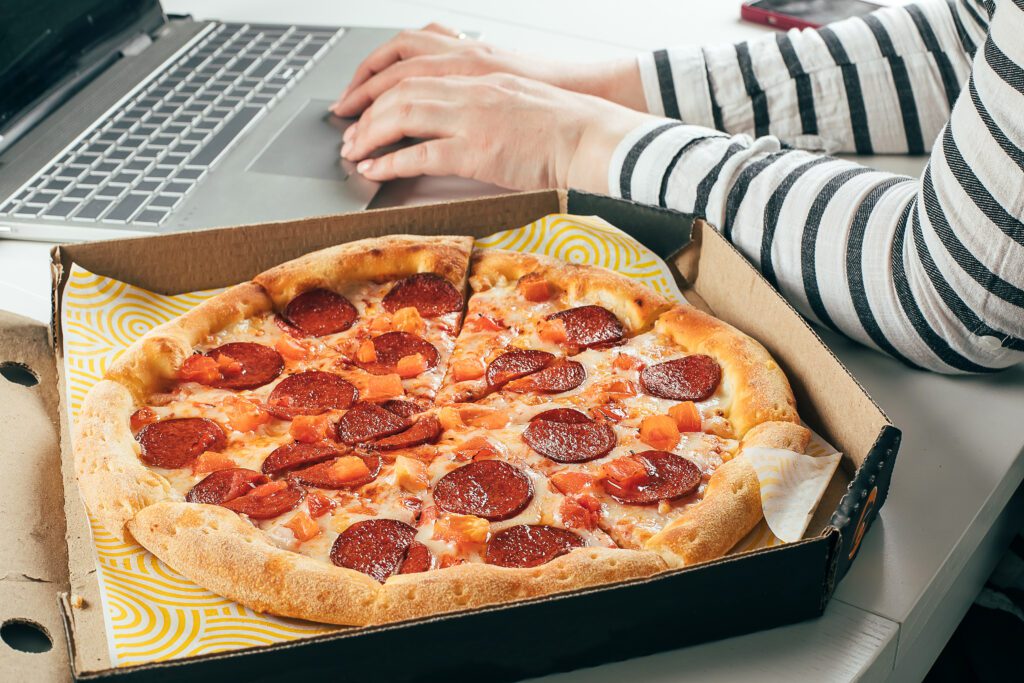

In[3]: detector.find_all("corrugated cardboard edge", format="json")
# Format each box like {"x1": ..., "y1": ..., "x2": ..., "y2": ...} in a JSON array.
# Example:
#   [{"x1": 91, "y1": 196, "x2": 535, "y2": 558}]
[
  {"x1": 0, "y1": 311, "x2": 71, "y2": 680},
  {"x1": 47, "y1": 189, "x2": 898, "y2": 678}
]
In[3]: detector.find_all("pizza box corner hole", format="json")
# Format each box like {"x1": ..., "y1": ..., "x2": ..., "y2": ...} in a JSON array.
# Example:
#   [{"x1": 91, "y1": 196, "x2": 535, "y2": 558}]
[
  {"x1": 0, "y1": 362, "x2": 38, "y2": 388},
  {"x1": 0, "y1": 618, "x2": 52, "y2": 654}
]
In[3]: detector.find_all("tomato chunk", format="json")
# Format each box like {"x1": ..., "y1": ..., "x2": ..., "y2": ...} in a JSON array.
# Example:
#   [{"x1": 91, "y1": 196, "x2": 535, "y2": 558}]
[
  {"x1": 550, "y1": 471, "x2": 596, "y2": 495},
  {"x1": 285, "y1": 511, "x2": 321, "y2": 542},
  {"x1": 639, "y1": 414, "x2": 680, "y2": 450},
  {"x1": 668, "y1": 401, "x2": 703, "y2": 433}
]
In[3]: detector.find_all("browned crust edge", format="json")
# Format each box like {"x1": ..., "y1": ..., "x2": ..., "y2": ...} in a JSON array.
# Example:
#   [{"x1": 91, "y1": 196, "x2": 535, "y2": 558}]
[
  {"x1": 253, "y1": 234, "x2": 474, "y2": 310},
  {"x1": 127, "y1": 502, "x2": 667, "y2": 626},
  {"x1": 73, "y1": 379, "x2": 177, "y2": 542},
  {"x1": 127, "y1": 502, "x2": 381, "y2": 625},
  {"x1": 645, "y1": 421, "x2": 812, "y2": 567},
  {"x1": 104, "y1": 281, "x2": 274, "y2": 402},
  {"x1": 470, "y1": 249, "x2": 672, "y2": 333},
  {"x1": 655, "y1": 305, "x2": 799, "y2": 437}
]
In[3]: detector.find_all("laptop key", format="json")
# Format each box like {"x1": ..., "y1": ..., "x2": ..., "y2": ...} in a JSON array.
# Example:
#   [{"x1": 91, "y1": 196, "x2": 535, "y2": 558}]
[
  {"x1": 104, "y1": 193, "x2": 147, "y2": 222},
  {"x1": 96, "y1": 185, "x2": 124, "y2": 199},
  {"x1": 190, "y1": 106, "x2": 262, "y2": 168},
  {"x1": 149, "y1": 194, "x2": 181, "y2": 209},
  {"x1": 134, "y1": 209, "x2": 170, "y2": 226},
  {"x1": 249, "y1": 59, "x2": 282, "y2": 79},
  {"x1": 76, "y1": 198, "x2": 113, "y2": 220},
  {"x1": 46, "y1": 201, "x2": 79, "y2": 218},
  {"x1": 66, "y1": 186, "x2": 92, "y2": 200},
  {"x1": 162, "y1": 180, "x2": 193, "y2": 195},
  {"x1": 174, "y1": 167, "x2": 204, "y2": 181}
]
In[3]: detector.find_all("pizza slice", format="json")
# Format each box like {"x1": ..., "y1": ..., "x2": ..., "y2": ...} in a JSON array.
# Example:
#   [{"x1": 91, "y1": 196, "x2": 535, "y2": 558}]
[{"x1": 437, "y1": 250, "x2": 671, "y2": 404}]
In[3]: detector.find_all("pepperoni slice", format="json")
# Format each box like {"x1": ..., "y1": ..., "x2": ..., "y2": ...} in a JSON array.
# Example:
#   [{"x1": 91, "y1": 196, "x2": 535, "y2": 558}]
[
  {"x1": 361, "y1": 331, "x2": 439, "y2": 375},
  {"x1": 485, "y1": 524, "x2": 584, "y2": 568},
  {"x1": 186, "y1": 468, "x2": 268, "y2": 504},
  {"x1": 137, "y1": 418, "x2": 226, "y2": 469},
  {"x1": 221, "y1": 482, "x2": 304, "y2": 520},
  {"x1": 547, "y1": 305, "x2": 624, "y2": 349},
  {"x1": 368, "y1": 415, "x2": 442, "y2": 451},
  {"x1": 530, "y1": 408, "x2": 593, "y2": 424},
  {"x1": 266, "y1": 371, "x2": 358, "y2": 420},
  {"x1": 330, "y1": 518, "x2": 420, "y2": 582},
  {"x1": 486, "y1": 349, "x2": 554, "y2": 387},
  {"x1": 399, "y1": 542, "x2": 432, "y2": 574},
  {"x1": 602, "y1": 451, "x2": 702, "y2": 504},
  {"x1": 510, "y1": 359, "x2": 585, "y2": 394},
  {"x1": 639, "y1": 354, "x2": 722, "y2": 401},
  {"x1": 290, "y1": 454, "x2": 382, "y2": 489},
  {"x1": 261, "y1": 442, "x2": 343, "y2": 476},
  {"x1": 522, "y1": 417, "x2": 616, "y2": 463},
  {"x1": 433, "y1": 460, "x2": 533, "y2": 521},
  {"x1": 380, "y1": 399, "x2": 423, "y2": 418},
  {"x1": 382, "y1": 273, "x2": 464, "y2": 317},
  {"x1": 336, "y1": 401, "x2": 410, "y2": 445},
  {"x1": 284, "y1": 288, "x2": 358, "y2": 337},
  {"x1": 202, "y1": 342, "x2": 284, "y2": 390}
]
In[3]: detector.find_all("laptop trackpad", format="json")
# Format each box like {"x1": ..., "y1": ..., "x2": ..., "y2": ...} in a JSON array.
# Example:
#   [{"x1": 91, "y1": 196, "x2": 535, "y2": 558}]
[{"x1": 249, "y1": 98, "x2": 358, "y2": 182}]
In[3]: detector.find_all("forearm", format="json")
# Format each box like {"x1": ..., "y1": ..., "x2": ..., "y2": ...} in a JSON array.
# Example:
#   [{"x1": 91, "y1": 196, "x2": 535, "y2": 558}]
[
  {"x1": 639, "y1": 0, "x2": 989, "y2": 154},
  {"x1": 609, "y1": 118, "x2": 1023, "y2": 372}
]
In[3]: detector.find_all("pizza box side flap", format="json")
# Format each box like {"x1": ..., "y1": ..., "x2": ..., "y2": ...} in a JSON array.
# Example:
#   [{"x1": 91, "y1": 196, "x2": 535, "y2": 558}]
[
  {"x1": 0, "y1": 310, "x2": 74, "y2": 680},
  {"x1": 53, "y1": 190, "x2": 564, "y2": 295},
  {"x1": 64, "y1": 536, "x2": 834, "y2": 682}
]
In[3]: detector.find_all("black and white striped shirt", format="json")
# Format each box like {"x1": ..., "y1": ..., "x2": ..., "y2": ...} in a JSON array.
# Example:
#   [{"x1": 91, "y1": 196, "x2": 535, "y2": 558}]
[{"x1": 610, "y1": 0, "x2": 1023, "y2": 373}]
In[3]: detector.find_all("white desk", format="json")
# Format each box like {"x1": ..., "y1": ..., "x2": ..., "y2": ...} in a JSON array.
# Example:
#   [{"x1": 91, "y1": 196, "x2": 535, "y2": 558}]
[{"x1": 4, "y1": 2, "x2": 1022, "y2": 681}]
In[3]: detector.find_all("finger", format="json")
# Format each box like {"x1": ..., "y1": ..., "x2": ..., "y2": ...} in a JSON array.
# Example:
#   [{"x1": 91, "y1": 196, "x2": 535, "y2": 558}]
[
  {"x1": 335, "y1": 54, "x2": 448, "y2": 118},
  {"x1": 332, "y1": 31, "x2": 453, "y2": 111},
  {"x1": 343, "y1": 98, "x2": 456, "y2": 161},
  {"x1": 356, "y1": 139, "x2": 462, "y2": 181},
  {"x1": 422, "y1": 22, "x2": 461, "y2": 37}
]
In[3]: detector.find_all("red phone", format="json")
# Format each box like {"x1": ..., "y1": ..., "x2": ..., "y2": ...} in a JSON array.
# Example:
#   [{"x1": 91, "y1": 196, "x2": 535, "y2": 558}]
[{"x1": 741, "y1": 0, "x2": 884, "y2": 31}]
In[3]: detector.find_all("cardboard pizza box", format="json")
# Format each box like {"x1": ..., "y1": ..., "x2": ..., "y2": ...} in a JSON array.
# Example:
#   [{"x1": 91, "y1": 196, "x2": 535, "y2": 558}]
[{"x1": 0, "y1": 189, "x2": 899, "y2": 681}]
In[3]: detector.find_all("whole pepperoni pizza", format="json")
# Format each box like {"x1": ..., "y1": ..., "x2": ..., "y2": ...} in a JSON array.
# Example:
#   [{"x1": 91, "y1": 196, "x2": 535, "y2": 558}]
[{"x1": 74, "y1": 235, "x2": 810, "y2": 626}]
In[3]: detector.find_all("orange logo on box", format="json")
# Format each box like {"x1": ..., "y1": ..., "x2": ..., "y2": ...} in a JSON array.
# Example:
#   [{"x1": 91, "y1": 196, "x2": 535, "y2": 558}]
[{"x1": 849, "y1": 487, "x2": 878, "y2": 560}]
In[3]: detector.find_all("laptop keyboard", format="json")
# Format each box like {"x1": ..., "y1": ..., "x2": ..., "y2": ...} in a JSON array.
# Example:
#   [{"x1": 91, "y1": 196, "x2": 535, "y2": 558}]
[{"x1": 0, "y1": 22, "x2": 341, "y2": 227}]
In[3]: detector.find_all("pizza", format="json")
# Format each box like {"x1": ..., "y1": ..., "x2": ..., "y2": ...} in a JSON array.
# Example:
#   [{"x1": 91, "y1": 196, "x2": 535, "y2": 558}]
[{"x1": 73, "y1": 234, "x2": 810, "y2": 626}]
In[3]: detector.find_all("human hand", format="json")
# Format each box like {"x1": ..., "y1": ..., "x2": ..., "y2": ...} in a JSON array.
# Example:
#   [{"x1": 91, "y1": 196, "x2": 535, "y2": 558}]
[
  {"x1": 339, "y1": 73, "x2": 658, "y2": 192},
  {"x1": 330, "y1": 23, "x2": 645, "y2": 118}
]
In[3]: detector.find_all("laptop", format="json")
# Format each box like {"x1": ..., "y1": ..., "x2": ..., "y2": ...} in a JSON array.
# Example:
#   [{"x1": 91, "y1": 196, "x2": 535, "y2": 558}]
[{"x1": 0, "y1": 0, "x2": 389, "y2": 241}]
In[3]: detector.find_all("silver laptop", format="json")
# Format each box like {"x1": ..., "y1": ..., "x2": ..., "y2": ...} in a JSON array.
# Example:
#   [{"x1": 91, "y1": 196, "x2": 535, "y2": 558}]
[{"x1": 0, "y1": 0, "x2": 390, "y2": 241}]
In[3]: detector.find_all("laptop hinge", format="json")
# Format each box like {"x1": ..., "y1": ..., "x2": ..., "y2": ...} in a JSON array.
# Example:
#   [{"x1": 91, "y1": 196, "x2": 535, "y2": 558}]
[{"x1": 119, "y1": 32, "x2": 154, "y2": 58}]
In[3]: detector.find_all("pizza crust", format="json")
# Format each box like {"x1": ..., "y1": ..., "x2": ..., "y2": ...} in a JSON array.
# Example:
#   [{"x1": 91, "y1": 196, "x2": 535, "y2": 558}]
[
  {"x1": 127, "y1": 501, "x2": 381, "y2": 626},
  {"x1": 74, "y1": 379, "x2": 177, "y2": 542},
  {"x1": 372, "y1": 547, "x2": 666, "y2": 624},
  {"x1": 105, "y1": 282, "x2": 274, "y2": 402},
  {"x1": 470, "y1": 249, "x2": 671, "y2": 334},
  {"x1": 655, "y1": 305, "x2": 799, "y2": 437},
  {"x1": 128, "y1": 499, "x2": 667, "y2": 626},
  {"x1": 645, "y1": 421, "x2": 811, "y2": 567},
  {"x1": 254, "y1": 234, "x2": 474, "y2": 310}
]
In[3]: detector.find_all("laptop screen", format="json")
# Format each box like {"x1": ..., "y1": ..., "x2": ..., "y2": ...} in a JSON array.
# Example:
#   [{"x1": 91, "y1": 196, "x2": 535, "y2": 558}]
[{"x1": 0, "y1": 0, "x2": 165, "y2": 137}]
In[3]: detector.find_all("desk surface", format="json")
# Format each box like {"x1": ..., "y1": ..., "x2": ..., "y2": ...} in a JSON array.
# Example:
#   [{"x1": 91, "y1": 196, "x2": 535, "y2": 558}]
[{"x1": 4, "y1": 2, "x2": 1022, "y2": 681}]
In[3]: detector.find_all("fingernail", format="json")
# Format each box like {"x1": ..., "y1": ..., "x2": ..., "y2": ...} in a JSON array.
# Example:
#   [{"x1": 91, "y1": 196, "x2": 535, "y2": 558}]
[
  {"x1": 343, "y1": 124, "x2": 357, "y2": 142},
  {"x1": 340, "y1": 141, "x2": 352, "y2": 157},
  {"x1": 357, "y1": 160, "x2": 373, "y2": 174}
]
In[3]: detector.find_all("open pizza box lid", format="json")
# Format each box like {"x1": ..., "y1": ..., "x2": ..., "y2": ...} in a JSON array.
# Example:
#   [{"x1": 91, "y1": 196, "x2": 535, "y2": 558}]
[{"x1": 0, "y1": 189, "x2": 898, "y2": 681}]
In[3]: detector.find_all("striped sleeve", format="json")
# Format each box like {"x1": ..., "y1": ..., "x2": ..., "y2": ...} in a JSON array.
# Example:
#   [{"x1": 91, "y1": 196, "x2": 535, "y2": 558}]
[
  {"x1": 612, "y1": 0, "x2": 1024, "y2": 374},
  {"x1": 638, "y1": 0, "x2": 990, "y2": 154}
]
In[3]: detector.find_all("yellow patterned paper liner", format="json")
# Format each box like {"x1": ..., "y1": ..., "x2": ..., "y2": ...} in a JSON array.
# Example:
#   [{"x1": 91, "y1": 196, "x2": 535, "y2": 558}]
[{"x1": 61, "y1": 214, "x2": 837, "y2": 667}]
